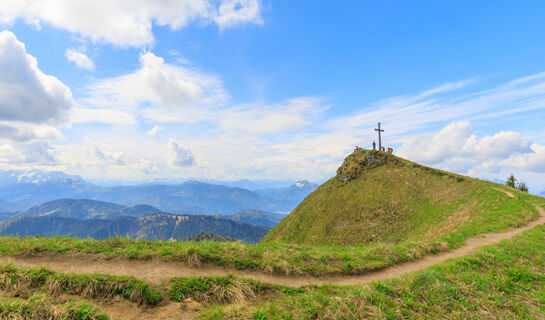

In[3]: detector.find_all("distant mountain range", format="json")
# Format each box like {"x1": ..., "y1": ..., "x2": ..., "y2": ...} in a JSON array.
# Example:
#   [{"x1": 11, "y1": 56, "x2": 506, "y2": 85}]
[
  {"x1": 255, "y1": 181, "x2": 319, "y2": 210},
  {"x1": 0, "y1": 170, "x2": 318, "y2": 215},
  {"x1": 224, "y1": 210, "x2": 287, "y2": 227},
  {"x1": 0, "y1": 198, "x2": 284, "y2": 243},
  {"x1": 0, "y1": 213, "x2": 270, "y2": 243},
  {"x1": 14, "y1": 199, "x2": 162, "y2": 220}
]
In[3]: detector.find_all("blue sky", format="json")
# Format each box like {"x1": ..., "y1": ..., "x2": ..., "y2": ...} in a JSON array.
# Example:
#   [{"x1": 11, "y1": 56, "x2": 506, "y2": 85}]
[{"x1": 0, "y1": 1, "x2": 545, "y2": 192}]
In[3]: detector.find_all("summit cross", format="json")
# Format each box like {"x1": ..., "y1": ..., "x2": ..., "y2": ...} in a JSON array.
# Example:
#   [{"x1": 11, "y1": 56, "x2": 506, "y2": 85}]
[{"x1": 374, "y1": 122, "x2": 384, "y2": 150}]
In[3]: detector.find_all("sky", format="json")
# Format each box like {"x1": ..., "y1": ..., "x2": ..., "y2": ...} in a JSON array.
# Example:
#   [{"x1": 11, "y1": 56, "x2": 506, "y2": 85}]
[{"x1": 0, "y1": 0, "x2": 545, "y2": 192}]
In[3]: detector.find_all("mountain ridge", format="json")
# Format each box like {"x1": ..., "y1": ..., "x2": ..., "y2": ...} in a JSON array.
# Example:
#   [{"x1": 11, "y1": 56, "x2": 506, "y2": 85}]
[
  {"x1": 0, "y1": 170, "x2": 317, "y2": 214},
  {"x1": 0, "y1": 212, "x2": 270, "y2": 243}
]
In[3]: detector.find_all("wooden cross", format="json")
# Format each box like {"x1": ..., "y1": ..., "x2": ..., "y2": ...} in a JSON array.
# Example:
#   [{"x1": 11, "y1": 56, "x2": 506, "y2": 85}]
[{"x1": 374, "y1": 122, "x2": 384, "y2": 151}]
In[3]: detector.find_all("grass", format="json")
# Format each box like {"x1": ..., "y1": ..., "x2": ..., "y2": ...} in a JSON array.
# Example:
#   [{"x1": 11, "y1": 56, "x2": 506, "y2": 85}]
[
  {"x1": 170, "y1": 275, "x2": 281, "y2": 305},
  {"x1": 0, "y1": 293, "x2": 109, "y2": 320},
  {"x1": 2, "y1": 223, "x2": 545, "y2": 319},
  {"x1": 0, "y1": 185, "x2": 541, "y2": 278},
  {"x1": 0, "y1": 262, "x2": 293, "y2": 308},
  {"x1": 264, "y1": 149, "x2": 543, "y2": 246},
  {"x1": 201, "y1": 223, "x2": 545, "y2": 319},
  {"x1": 0, "y1": 264, "x2": 163, "y2": 306}
]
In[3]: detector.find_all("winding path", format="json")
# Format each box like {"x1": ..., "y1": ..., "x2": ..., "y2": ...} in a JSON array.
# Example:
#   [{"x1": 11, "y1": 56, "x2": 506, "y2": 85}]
[{"x1": 0, "y1": 194, "x2": 542, "y2": 288}]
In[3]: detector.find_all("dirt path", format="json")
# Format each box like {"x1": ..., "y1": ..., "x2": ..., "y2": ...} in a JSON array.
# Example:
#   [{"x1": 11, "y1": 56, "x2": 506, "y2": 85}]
[
  {"x1": 0, "y1": 203, "x2": 543, "y2": 288},
  {"x1": 493, "y1": 187, "x2": 517, "y2": 199}
]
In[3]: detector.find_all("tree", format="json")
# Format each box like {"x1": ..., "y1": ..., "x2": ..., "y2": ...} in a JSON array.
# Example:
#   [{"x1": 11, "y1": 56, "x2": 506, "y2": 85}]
[
  {"x1": 506, "y1": 174, "x2": 516, "y2": 188},
  {"x1": 517, "y1": 182, "x2": 529, "y2": 193}
]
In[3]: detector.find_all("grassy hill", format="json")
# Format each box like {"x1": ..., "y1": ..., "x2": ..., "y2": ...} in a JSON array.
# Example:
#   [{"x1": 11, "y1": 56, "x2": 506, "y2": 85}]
[{"x1": 264, "y1": 149, "x2": 542, "y2": 246}]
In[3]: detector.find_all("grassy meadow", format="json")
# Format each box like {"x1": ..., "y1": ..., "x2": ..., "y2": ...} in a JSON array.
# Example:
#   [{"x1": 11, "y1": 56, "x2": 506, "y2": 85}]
[
  {"x1": 2, "y1": 217, "x2": 545, "y2": 319},
  {"x1": 203, "y1": 223, "x2": 545, "y2": 319}
]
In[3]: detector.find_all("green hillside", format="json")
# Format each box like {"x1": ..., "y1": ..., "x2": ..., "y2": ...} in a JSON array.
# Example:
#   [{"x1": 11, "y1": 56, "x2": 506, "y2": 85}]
[{"x1": 264, "y1": 149, "x2": 541, "y2": 246}]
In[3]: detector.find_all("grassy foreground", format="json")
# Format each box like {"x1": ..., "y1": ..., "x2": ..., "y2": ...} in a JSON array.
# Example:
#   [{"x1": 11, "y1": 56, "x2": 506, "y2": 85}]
[
  {"x1": 0, "y1": 188, "x2": 540, "y2": 279},
  {"x1": 3, "y1": 218, "x2": 544, "y2": 319},
  {"x1": 0, "y1": 293, "x2": 109, "y2": 320},
  {"x1": 0, "y1": 183, "x2": 540, "y2": 277},
  {"x1": 203, "y1": 224, "x2": 545, "y2": 319}
]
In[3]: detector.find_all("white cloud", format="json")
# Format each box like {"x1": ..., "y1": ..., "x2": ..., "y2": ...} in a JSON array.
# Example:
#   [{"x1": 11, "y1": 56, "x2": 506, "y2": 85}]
[
  {"x1": 147, "y1": 125, "x2": 163, "y2": 138},
  {"x1": 397, "y1": 121, "x2": 535, "y2": 174},
  {"x1": 65, "y1": 48, "x2": 94, "y2": 70},
  {"x1": 397, "y1": 121, "x2": 477, "y2": 163},
  {"x1": 136, "y1": 159, "x2": 161, "y2": 174},
  {"x1": 214, "y1": 0, "x2": 263, "y2": 29},
  {"x1": 474, "y1": 131, "x2": 531, "y2": 159},
  {"x1": 397, "y1": 121, "x2": 531, "y2": 164},
  {"x1": 217, "y1": 97, "x2": 327, "y2": 134},
  {"x1": 0, "y1": 30, "x2": 74, "y2": 124},
  {"x1": 87, "y1": 52, "x2": 227, "y2": 111},
  {"x1": 91, "y1": 146, "x2": 124, "y2": 164},
  {"x1": 168, "y1": 139, "x2": 195, "y2": 167},
  {"x1": 0, "y1": 0, "x2": 263, "y2": 47},
  {"x1": 0, "y1": 142, "x2": 57, "y2": 164},
  {"x1": 0, "y1": 122, "x2": 62, "y2": 142},
  {"x1": 502, "y1": 144, "x2": 545, "y2": 172},
  {"x1": 70, "y1": 106, "x2": 137, "y2": 126}
]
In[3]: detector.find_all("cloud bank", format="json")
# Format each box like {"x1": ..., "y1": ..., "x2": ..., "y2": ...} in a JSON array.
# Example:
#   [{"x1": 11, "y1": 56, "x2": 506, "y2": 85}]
[{"x1": 0, "y1": 0, "x2": 263, "y2": 47}]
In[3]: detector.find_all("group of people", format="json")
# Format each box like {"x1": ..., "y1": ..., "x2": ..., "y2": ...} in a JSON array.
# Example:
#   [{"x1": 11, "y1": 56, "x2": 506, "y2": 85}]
[{"x1": 353, "y1": 142, "x2": 393, "y2": 154}]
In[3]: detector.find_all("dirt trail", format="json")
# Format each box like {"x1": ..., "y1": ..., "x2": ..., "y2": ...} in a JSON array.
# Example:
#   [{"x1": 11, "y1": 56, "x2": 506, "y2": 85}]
[
  {"x1": 493, "y1": 187, "x2": 517, "y2": 199},
  {"x1": 0, "y1": 202, "x2": 543, "y2": 288}
]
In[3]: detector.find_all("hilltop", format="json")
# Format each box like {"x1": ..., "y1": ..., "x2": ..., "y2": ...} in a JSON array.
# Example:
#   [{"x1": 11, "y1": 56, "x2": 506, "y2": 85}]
[{"x1": 264, "y1": 149, "x2": 543, "y2": 246}]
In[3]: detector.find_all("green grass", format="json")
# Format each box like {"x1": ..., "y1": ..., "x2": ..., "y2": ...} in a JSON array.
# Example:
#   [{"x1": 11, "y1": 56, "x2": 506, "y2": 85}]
[
  {"x1": 201, "y1": 224, "x2": 545, "y2": 319},
  {"x1": 0, "y1": 184, "x2": 540, "y2": 278},
  {"x1": 0, "y1": 293, "x2": 109, "y2": 320},
  {"x1": 3, "y1": 223, "x2": 545, "y2": 319},
  {"x1": 0, "y1": 264, "x2": 163, "y2": 305},
  {"x1": 0, "y1": 263, "x2": 293, "y2": 308},
  {"x1": 264, "y1": 149, "x2": 543, "y2": 246}
]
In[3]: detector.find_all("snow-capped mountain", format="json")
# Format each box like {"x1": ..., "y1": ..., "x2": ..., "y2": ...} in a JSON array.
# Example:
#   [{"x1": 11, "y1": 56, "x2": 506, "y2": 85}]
[
  {"x1": 0, "y1": 169, "x2": 318, "y2": 214},
  {"x1": 0, "y1": 170, "x2": 90, "y2": 188}
]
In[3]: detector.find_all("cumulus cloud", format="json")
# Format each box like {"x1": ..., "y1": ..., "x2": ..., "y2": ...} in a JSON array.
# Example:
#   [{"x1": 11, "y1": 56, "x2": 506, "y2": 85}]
[
  {"x1": 0, "y1": 30, "x2": 74, "y2": 124},
  {"x1": 0, "y1": 122, "x2": 62, "y2": 142},
  {"x1": 168, "y1": 139, "x2": 195, "y2": 167},
  {"x1": 502, "y1": 144, "x2": 545, "y2": 172},
  {"x1": 136, "y1": 159, "x2": 161, "y2": 174},
  {"x1": 214, "y1": 0, "x2": 262, "y2": 29},
  {"x1": 398, "y1": 121, "x2": 531, "y2": 163},
  {"x1": 87, "y1": 52, "x2": 227, "y2": 111},
  {"x1": 0, "y1": 0, "x2": 262, "y2": 47},
  {"x1": 0, "y1": 142, "x2": 57, "y2": 164},
  {"x1": 147, "y1": 125, "x2": 163, "y2": 138},
  {"x1": 397, "y1": 121, "x2": 534, "y2": 174},
  {"x1": 91, "y1": 146, "x2": 124, "y2": 164},
  {"x1": 65, "y1": 48, "x2": 94, "y2": 70}
]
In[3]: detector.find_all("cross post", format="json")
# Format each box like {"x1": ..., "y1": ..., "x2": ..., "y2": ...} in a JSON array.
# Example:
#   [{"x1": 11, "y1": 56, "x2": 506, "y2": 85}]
[{"x1": 374, "y1": 122, "x2": 384, "y2": 151}]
